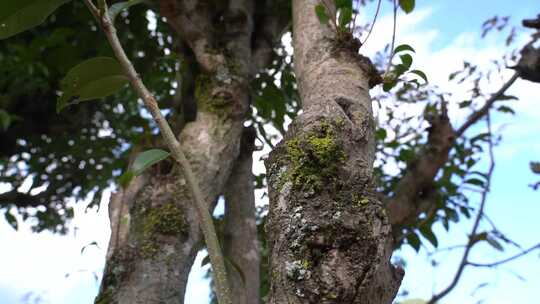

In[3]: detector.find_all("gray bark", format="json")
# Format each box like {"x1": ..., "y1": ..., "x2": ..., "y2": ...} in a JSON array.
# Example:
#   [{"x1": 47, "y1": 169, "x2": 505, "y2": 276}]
[
  {"x1": 265, "y1": 1, "x2": 402, "y2": 303},
  {"x1": 96, "y1": 0, "x2": 253, "y2": 302},
  {"x1": 223, "y1": 127, "x2": 260, "y2": 304},
  {"x1": 96, "y1": 0, "x2": 293, "y2": 302},
  {"x1": 96, "y1": 98, "x2": 247, "y2": 303}
]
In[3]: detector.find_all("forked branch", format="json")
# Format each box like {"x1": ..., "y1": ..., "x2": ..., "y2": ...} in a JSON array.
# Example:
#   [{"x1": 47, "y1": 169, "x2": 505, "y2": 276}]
[{"x1": 82, "y1": 1, "x2": 232, "y2": 303}]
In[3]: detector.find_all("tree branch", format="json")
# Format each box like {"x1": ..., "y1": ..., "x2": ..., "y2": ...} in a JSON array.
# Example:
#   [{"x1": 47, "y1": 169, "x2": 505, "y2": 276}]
[
  {"x1": 428, "y1": 112, "x2": 496, "y2": 304},
  {"x1": 223, "y1": 126, "x2": 260, "y2": 304},
  {"x1": 0, "y1": 190, "x2": 47, "y2": 208},
  {"x1": 83, "y1": 1, "x2": 232, "y2": 303},
  {"x1": 455, "y1": 72, "x2": 520, "y2": 137},
  {"x1": 388, "y1": 69, "x2": 521, "y2": 229},
  {"x1": 468, "y1": 243, "x2": 540, "y2": 268},
  {"x1": 387, "y1": 105, "x2": 455, "y2": 227}
]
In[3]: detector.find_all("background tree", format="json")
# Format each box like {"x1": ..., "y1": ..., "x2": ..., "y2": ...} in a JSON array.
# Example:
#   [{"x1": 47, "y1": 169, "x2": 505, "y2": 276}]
[{"x1": 1, "y1": 1, "x2": 539, "y2": 303}]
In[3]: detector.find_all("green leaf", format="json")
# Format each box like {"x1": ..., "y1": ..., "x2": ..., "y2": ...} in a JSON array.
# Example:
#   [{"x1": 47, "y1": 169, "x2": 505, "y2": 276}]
[
  {"x1": 407, "y1": 232, "x2": 421, "y2": 252},
  {"x1": 394, "y1": 44, "x2": 415, "y2": 54},
  {"x1": 398, "y1": 149, "x2": 415, "y2": 162},
  {"x1": 375, "y1": 128, "x2": 387, "y2": 141},
  {"x1": 409, "y1": 69, "x2": 428, "y2": 83},
  {"x1": 383, "y1": 80, "x2": 395, "y2": 92},
  {"x1": 201, "y1": 254, "x2": 210, "y2": 267},
  {"x1": 470, "y1": 132, "x2": 490, "y2": 143},
  {"x1": 486, "y1": 235, "x2": 504, "y2": 251},
  {"x1": 398, "y1": 0, "x2": 415, "y2": 14},
  {"x1": 394, "y1": 64, "x2": 408, "y2": 77},
  {"x1": 81, "y1": 241, "x2": 99, "y2": 255},
  {"x1": 131, "y1": 149, "x2": 170, "y2": 176},
  {"x1": 0, "y1": 110, "x2": 11, "y2": 130},
  {"x1": 494, "y1": 94, "x2": 518, "y2": 101},
  {"x1": 57, "y1": 57, "x2": 129, "y2": 112},
  {"x1": 497, "y1": 105, "x2": 515, "y2": 114},
  {"x1": 407, "y1": 79, "x2": 421, "y2": 89},
  {"x1": 315, "y1": 4, "x2": 330, "y2": 25},
  {"x1": 4, "y1": 211, "x2": 18, "y2": 230},
  {"x1": 445, "y1": 208, "x2": 459, "y2": 223},
  {"x1": 460, "y1": 206, "x2": 471, "y2": 218},
  {"x1": 0, "y1": 0, "x2": 72, "y2": 40},
  {"x1": 108, "y1": 0, "x2": 147, "y2": 22},
  {"x1": 383, "y1": 72, "x2": 399, "y2": 92},
  {"x1": 458, "y1": 100, "x2": 472, "y2": 108},
  {"x1": 464, "y1": 178, "x2": 485, "y2": 187},
  {"x1": 338, "y1": 7, "x2": 353, "y2": 28},
  {"x1": 400, "y1": 54, "x2": 413, "y2": 69},
  {"x1": 419, "y1": 225, "x2": 438, "y2": 247},
  {"x1": 118, "y1": 171, "x2": 134, "y2": 189},
  {"x1": 335, "y1": 0, "x2": 353, "y2": 9}
]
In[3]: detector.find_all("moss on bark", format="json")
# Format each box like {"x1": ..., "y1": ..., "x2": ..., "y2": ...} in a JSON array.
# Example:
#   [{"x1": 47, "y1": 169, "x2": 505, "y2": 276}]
[
  {"x1": 135, "y1": 202, "x2": 186, "y2": 259},
  {"x1": 281, "y1": 122, "x2": 345, "y2": 193}
]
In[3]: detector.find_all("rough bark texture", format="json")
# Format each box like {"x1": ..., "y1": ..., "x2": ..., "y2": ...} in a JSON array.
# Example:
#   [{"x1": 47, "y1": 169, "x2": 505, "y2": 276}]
[
  {"x1": 96, "y1": 0, "x2": 252, "y2": 302},
  {"x1": 265, "y1": 1, "x2": 403, "y2": 303},
  {"x1": 223, "y1": 127, "x2": 260, "y2": 304},
  {"x1": 96, "y1": 0, "x2": 292, "y2": 302}
]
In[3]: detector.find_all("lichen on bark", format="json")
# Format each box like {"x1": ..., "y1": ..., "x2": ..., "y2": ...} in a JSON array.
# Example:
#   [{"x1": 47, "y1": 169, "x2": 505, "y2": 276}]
[
  {"x1": 194, "y1": 73, "x2": 232, "y2": 115},
  {"x1": 281, "y1": 122, "x2": 345, "y2": 193},
  {"x1": 133, "y1": 201, "x2": 186, "y2": 259}
]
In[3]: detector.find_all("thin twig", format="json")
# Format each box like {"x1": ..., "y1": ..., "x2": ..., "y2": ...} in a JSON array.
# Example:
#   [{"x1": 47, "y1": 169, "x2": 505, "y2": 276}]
[
  {"x1": 427, "y1": 244, "x2": 467, "y2": 257},
  {"x1": 468, "y1": 243, "x2": 540, "y2": 267},
  {"x1": 455, "y1": 72, "x2": 520, "y2": 137},
  {"x1": 428, "y1": 112, "x2": 496, "y2": 304},
  {"x1": 361, "y1": 0, "x2": 382, "y2": 47},
  {"x1": 83, "y1": 0, "x2": 99, "y2": 19},
  {"x1": 83, "y1": 1, "x2": 232, "y2": 303},
  {"x1": 385, "y1": 0, "x2": 398, "y2": 74}
]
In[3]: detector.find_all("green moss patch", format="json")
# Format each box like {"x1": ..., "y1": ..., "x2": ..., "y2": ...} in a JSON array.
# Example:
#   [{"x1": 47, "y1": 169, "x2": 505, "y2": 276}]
[
  {"x1": 137, "y1": 202, "x2": 185, "y2": 259},
  {"x1": 194, "y1": 73, "x2": 231, "y2": 114},
  {"x1": 283, "y1": 123, "x2": 345, "y2": 192}
]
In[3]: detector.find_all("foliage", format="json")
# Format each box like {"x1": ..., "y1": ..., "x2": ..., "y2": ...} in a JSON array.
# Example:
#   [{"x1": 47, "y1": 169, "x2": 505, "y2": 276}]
[
  {"x1": 0, "y1": 1, "x2": 176, "y2": 232},
  {"x1": 56, "y1": 56, "x2": 129, "y2": 112}
]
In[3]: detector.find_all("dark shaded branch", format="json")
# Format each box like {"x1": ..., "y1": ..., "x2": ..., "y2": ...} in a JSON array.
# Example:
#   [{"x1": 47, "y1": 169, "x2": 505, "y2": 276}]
[
  {"x1": 0, "y1": 190, "x2": 47, "y2": 208},
  {"x1": 512, "y1": 34, "x2": 540, "y2": 83},
  {"x1": 387, "y1": 106, "x2": 455, "y2": 227},
  {"x1": 428, "y1": 112, "x2": 495, "y2": 304},
  {"x1": 388, "y1": 69, "x2": 522, "y2": 228},
  {"x1": 251, "y1": 0, "x2": 291, "y2": 75},
  {"x1": 523, "y1": 14, "x2": 540, "y2": 30},
  {"x1": 387, "y1": 30, "x2": 540, "y2": 230}
]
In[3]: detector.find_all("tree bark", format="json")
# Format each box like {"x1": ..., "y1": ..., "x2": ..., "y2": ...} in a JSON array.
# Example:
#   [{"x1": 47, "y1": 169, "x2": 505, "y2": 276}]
[
  {"x1": 265, "y1": 1, "x2": 403, "y2": 303},
  {"x1": 95, "y1": 0, "x2": 295, "y2": 302},
  {"x1": 96, "y1": 0, "x2": 254, "y2": 302},
  {"x1": 96, "y1": 91, "x2": 247, "y2": 303},
  {"x1": 223, "y1": 127, "x2": 261, "y2": 304}
]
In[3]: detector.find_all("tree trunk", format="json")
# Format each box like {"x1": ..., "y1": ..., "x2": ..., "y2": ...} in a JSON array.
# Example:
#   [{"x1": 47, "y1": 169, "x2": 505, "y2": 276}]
[
  {"x1": 265, "y1": 1, "x2": 403, "y2": 303},
  {"x1": 94, "y1": 0, "x2": 294, "y2": 301},
  {"x1": 96, "y1": 90, "x2": 247, "y2": 303},
  {"x1": 96, "y1": 0, "x2": 254, "y2": 302},
  {"x1": 223, "y1": 127, "x2": 260, "y2": 304}
]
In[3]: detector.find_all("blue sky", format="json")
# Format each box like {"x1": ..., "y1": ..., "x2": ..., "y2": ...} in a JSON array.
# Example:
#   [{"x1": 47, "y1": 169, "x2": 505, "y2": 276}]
[{"x1": 1, "y1": 1, "x2": 540, "y2": 303}]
